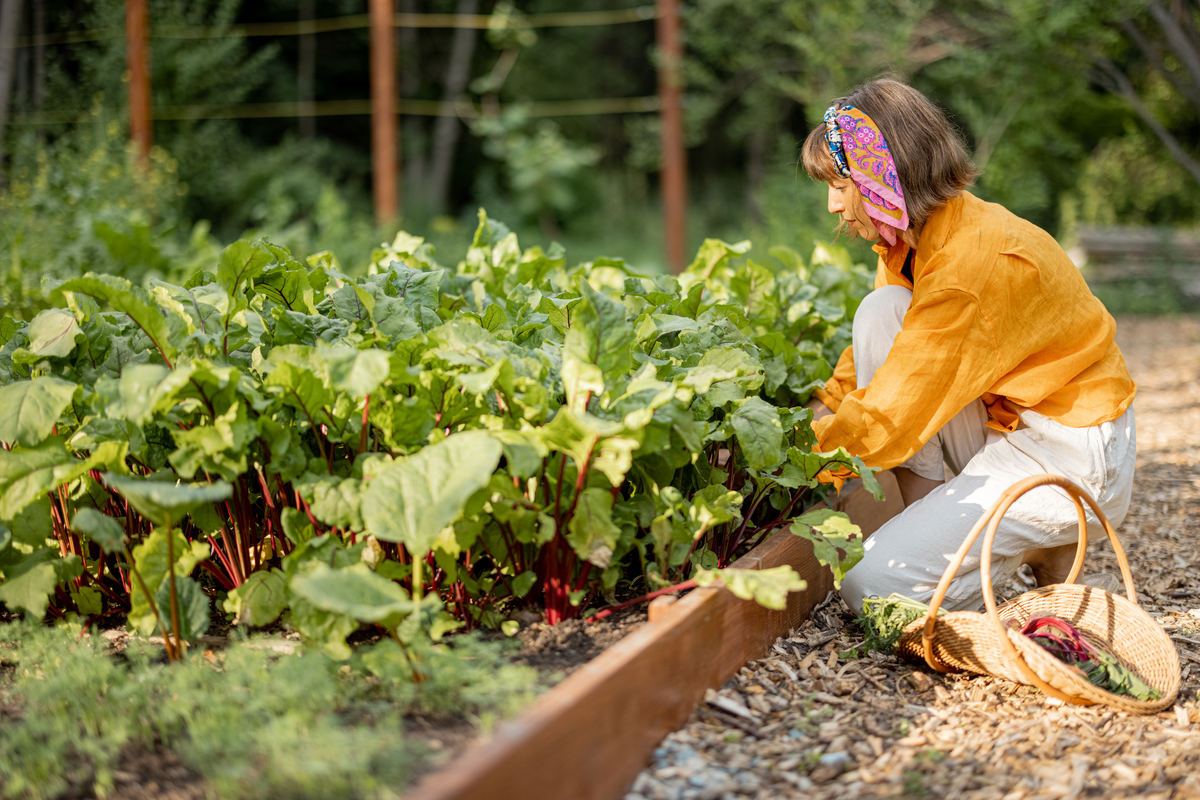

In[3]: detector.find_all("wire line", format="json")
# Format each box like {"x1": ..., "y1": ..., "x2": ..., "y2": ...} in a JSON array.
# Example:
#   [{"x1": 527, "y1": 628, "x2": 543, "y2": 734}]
[
  {"x1": 8, "y1": 96, "x2": 661, "y2": 125},
  {"x1": 18, "y1": 5, "x2": 659, "y2": 46}
]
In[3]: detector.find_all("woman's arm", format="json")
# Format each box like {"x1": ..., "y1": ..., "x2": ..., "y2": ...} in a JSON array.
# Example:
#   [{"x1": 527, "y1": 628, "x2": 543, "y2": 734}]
[{"x1": 813, "y1": 285, "x2": 1005, "y2": 470}]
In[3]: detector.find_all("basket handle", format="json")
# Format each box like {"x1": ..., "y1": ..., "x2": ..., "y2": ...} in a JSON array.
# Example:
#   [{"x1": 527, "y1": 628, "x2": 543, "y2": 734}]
[{"x1": 921, "y1": 473, "x2": 1139, "y2": 674}]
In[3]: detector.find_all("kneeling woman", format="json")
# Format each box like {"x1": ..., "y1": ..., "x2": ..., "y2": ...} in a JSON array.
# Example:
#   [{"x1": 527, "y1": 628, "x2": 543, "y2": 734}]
[{"x1": 801, "y1": 78, "x2": 1136, "y2": 612}]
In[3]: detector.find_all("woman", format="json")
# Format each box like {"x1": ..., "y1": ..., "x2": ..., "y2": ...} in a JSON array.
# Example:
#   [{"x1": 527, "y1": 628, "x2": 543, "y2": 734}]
[{"x1": 801, "y1": 78, "x2": 1136, "y2": 612}]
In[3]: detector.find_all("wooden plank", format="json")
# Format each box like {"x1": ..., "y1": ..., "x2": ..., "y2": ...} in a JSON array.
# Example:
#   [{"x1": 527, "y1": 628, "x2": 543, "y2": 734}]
[{"x1": 406, "y1": 530, "x2": 835, "y2": 800}]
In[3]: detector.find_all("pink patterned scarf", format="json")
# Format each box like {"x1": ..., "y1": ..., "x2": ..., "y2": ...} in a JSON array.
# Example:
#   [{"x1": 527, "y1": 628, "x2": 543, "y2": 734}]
[{"x1": 824, "y1": 105, "x2": 910, "y2": 245}]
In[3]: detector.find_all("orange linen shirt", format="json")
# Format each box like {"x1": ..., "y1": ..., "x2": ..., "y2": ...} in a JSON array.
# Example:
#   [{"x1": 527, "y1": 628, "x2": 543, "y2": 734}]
[{"x1": 812, "y1": 191, "x2": 1135, "y2": 471}]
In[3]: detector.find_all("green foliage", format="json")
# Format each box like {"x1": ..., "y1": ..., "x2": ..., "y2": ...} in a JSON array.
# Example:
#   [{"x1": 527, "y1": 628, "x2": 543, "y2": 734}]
[
  {"x1": 694, "y1": 564, "x2": 808, "y2": 610},
  {"x1": 0, "y1": 116, "x2": 211, "y2": 319},
  {"x1": 0, "y1": 210, "x2": 874, "y2": 652},
  {"x1": 473, "y1": 109, "x2": 602, "y2": 236},
  {"x1": 1071, "y1": 121, "x2": 1200, "y2": 227},
  {"x1": 789, "y1": 507, "x2": 867, "y2": 590},
  {"x1": 0, "y1": 620, "x2": 539, "y2": 799},
  {"x1": 849, "y1": 594, "x2": 935, "y2": 656}
]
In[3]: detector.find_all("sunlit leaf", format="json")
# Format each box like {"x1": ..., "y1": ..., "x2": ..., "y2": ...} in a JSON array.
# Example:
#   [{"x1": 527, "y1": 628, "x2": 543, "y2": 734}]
[{"x1": 789, "y1": 508, "x2": 864, "y2": 589}]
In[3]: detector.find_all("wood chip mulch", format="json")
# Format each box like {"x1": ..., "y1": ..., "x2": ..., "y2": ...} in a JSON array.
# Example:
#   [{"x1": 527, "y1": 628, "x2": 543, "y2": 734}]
[{"x1": 629, "y1": 315, "x2": 1200, "y2": 800}]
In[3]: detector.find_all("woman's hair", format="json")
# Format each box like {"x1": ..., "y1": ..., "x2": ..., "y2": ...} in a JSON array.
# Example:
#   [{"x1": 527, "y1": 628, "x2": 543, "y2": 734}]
[{"x1": 801, "y1": 78, "x2": 977, "y2": 229}]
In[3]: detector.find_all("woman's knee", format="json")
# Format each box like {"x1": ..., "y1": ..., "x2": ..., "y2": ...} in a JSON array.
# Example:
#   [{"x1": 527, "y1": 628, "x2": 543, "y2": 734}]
[
  {"x1": 852, "y1": 285, "x2": 913, "y2": 383},
  {"x1": 838, "y1": 543, "x2": 900, "y2": 613},
  {"x1": 854, "y1": 285, "x2": 912, "y2": 336}
]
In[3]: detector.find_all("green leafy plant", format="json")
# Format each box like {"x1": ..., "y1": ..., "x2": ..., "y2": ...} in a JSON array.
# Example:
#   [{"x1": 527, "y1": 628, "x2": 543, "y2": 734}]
[
  {"x1": 1020, "y1": 615, "x2": 1161, "y2": 700},
  {"x1": 850, "y1": 594, "x2": 934, "y2": 656},
  {"x1": 0, "y1": 620, "x2": 538, "y2": 799},
  {"x1": 0, "y1": 211, "x2": 876, "y2": 659}
]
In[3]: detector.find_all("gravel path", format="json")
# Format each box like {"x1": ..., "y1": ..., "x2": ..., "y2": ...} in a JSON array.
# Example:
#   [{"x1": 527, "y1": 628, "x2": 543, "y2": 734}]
[{"x1": 628, "y1": 315, "x2": 1200, "y2": 800}]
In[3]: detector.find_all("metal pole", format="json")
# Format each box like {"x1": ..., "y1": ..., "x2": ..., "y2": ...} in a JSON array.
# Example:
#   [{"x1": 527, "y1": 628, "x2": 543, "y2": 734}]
[
  {"x1": 370, "y1": 0, "x2": 398, "y2": 225},
  {"x1": 125, "y1": 0, "x2": 151, "y2": 165},
  {"x1": 656, "y1": 0, "x2": 686, "y2": 273}
]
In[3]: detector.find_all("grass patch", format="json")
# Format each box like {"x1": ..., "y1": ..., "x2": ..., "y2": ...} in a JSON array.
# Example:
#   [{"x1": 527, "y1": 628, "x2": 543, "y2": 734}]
[{"x1": 0, "y1": 621, "x2": 539, "y2": 800}]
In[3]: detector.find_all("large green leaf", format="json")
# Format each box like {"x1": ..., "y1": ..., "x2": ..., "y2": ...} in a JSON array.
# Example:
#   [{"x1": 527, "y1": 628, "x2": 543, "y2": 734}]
[
  {"x1": 290, "y1": 562, "x2": 412, "y2": 627},
  {"x1": 318, "y1": 344, "x2": 390, "y2": 399},
  {"x1": 561, "y1": 281, "x2": 635, "y2": 405},
  {"x1": 0, "y1": 441, "x2": 126, "y2": 520},
  {"x1": 427, "y1": 318, "x2": 509, "y2": 369},
  {"x1": 26, "y1": 309, "x2": 80, "y2": 358},
  {"x1": 128, "y1": 527, "x2": 211, "y2": 635},
  {"x1": 168, "y1": 402, "x2": 254, "y2": 481},
  {"x1": 0, "y1": 377, "x2": 78, "y2": 447},
  {"x1": 731, "y1": 396, "x2": 784, "y2": 472},
  {"x1": 0, "y1": 558, "x2": 59, "y2": 618},
  {"x1": 218, "y1": 238, "x2": 278, "y2": 300},
  {"x1": 566, "y1": 487, "x2": 622, "y2": 568},
  {"x1": 286, "y1": 596, "x2": 359, "y2": 660},
  {"x1": 696, "y1": 564, "x2": 807, "y2": 610},
  {"x1": 101, "y1": 363, "x2": 170, "y2": 425},
  {"x1": 539, "y1": 408, "x2": 639, "y2": 486},
  {"x1": 265, "y1": 349, "x2": 336, "y2": 425},
  {"x1": 295, "y1": 475, "x2": 364, "y2": 532},
  {"x1": 71, "y1": 507, "x2": 126, "y2": 554},
  {"x1": 688, "y1": 485, "x2": 744, "y2": 534},
  {"x1": 59, "y1": 274, "x2": 178, "y2": 365},
  {"x1": 102, "y1": 474, "x2": 232, "y2": 528},
  {"x1": 154, "y1": 575, "x2": 211, "y2": 641},
  {"x1": 680, "y1": 238, "x2": 752, "y2": 285},
  {"x1": 223, "y1": 568, "x2": 288, "y2": 627},
  {"x1": 360, "y1": 431, "x2": 502, "y2": 557},
  {"x1": 789, "y1": 508, "x2": 864, "y2": 590},
  {"x1": 679, "y1": 347, "x2": 764, "y2": 397}
]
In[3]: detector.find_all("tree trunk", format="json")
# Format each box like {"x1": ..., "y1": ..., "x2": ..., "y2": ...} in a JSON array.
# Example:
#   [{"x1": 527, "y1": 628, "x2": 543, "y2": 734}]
[
  {"x1": 428, "y1": 0, "x2": 479, "y2": 214},
  {"x1": 0, "y1": 0, "x2": 24, "y2": 186}
]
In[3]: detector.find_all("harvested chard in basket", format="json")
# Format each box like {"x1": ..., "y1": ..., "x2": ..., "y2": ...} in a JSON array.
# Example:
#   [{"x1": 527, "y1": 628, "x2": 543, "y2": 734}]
[{"x1": 1020, "y1": 616, "x2": 1162, "y2": 700}]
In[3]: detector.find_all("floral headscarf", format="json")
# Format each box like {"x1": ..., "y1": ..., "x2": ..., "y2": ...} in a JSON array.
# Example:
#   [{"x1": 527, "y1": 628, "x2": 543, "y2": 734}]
[{"x1": 824, "y1": 104, "x2": 910, "y2": 245}]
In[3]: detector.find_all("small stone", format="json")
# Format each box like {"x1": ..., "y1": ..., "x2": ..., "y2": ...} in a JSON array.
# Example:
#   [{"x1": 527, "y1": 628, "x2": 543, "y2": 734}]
[
  {"x1": 905, "y1": 671, "x2": 935, "y2": 692},
  {"x1": 809, "y1": 751, "x2": 852, "y2": 783},
  {"x1": 734, "y1": 772, "x2": 762, "y2": 790}
]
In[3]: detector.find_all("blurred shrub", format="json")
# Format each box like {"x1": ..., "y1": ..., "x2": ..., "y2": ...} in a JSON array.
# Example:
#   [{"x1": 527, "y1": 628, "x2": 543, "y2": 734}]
[
  {"x1": 0, "y1": 114, "x2": 218, "y2": 319},
  {"x1": 472, "y1": 108, "x2": 600, "y2": 238},
  {"x1": 1071, "y1": 125, "x2": 1200, "y2": 228}
]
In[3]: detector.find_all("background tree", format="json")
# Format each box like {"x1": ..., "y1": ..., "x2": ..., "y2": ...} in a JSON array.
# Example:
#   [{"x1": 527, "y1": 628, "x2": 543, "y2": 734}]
[{"x1": 1, "y1": 0, "x2": 1197, "y2": 284}]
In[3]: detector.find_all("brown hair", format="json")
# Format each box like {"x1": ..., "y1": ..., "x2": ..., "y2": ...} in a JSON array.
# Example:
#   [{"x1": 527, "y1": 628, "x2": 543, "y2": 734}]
[{"x1": 801, "y1": 79, "x2": 976, "y2": 230}]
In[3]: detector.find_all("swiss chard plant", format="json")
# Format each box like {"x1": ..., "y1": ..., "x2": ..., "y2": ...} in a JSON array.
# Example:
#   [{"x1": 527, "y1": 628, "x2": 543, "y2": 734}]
[{"x1": 0, "y1": 211, "x2": 877, "y2": 658}]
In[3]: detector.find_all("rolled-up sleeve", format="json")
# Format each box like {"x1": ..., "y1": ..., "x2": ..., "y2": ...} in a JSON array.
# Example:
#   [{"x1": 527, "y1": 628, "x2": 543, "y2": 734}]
[
  {"x1": 812, "y1": 286, "x2": 1006, "y2": 470},
  {"x1": 813, "y1": 344, "x2": 856, "y2": 411}
]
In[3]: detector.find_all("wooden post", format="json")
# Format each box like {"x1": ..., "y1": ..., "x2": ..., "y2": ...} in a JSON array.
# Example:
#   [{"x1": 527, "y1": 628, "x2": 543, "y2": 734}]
[
  {"x1": 656, "y1": 0, "x2": 686, "y2": 273},
  {"x1": 370, "y1": 0, "x2": 398, "y2": 225},
  {"x1": 125, "y1": 0, "x2": 151, "y2": 165}
]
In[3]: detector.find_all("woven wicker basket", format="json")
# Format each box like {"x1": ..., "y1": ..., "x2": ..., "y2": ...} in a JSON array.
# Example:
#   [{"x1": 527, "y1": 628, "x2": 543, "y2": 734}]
[{"x1": 894, "y1": 474, "x2": 1180, "y2": 714}]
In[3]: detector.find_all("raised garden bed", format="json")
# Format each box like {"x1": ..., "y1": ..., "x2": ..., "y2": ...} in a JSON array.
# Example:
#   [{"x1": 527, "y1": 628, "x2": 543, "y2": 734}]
[{"x1": 409, "y1": 527, "x2": 836, "y2": 800}]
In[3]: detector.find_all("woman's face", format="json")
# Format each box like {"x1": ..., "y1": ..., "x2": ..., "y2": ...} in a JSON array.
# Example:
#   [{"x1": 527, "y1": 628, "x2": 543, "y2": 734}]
[{"x1": 826, "y1": 179, "x2": 878, "y2": 242}]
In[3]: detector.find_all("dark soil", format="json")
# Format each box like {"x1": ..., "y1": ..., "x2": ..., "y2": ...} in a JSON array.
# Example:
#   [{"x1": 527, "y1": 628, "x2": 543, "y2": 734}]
[{"x1": 512, "y1": 606, "x2": 649, "y2": 679}]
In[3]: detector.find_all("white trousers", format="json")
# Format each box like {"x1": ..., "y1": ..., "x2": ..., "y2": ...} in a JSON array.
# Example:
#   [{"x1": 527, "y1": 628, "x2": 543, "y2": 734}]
[{"x1": 839, "y1": 286, "x2": 1137, "y2": 612}]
